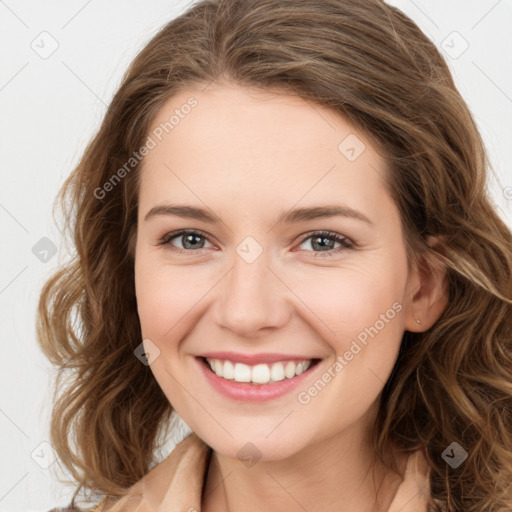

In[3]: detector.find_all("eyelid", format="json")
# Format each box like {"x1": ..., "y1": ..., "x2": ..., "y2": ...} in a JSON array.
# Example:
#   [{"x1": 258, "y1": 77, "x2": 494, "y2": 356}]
[
  {"x1": 296, "y1": 230, "x2": 352, "y2": 244},
  {"x1": 158, "y1": 228, "x2": 211, "y2": 245},
  {"x1": 294, "y1": 230, "x2": 355, "y2": 255},
  {"x1": 157, "y1": 228, "x2": 215, "y2": 252}
]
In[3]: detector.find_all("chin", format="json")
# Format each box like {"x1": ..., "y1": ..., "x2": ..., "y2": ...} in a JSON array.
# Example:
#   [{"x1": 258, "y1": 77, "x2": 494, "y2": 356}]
[{"x1": 195, "y1": 424, "x2": 312, "y2": 463}]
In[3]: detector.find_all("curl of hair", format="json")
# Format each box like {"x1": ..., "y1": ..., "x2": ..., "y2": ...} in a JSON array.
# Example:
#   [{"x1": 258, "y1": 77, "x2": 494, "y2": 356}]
[{"x1": 37, "y1": 0, "x2": 512, "y2": 509}]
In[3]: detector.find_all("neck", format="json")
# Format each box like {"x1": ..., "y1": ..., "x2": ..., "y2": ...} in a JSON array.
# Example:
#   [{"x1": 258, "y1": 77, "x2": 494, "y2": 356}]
[{"x1": 201, "y1": 409, "x2": 406, "y2": 512}]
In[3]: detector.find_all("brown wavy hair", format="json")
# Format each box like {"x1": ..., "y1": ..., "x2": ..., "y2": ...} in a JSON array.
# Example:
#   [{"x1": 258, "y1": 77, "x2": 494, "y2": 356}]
[{"x1": 37, "y1": 0, "x2": 512, "y2": 509}]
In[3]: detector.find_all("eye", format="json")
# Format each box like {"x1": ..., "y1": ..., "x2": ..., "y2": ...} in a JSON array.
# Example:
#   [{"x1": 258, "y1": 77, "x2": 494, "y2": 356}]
[
  {"x1": 296, "y1": 231, "x2": 354, "y2": 257},
  {"x1": 157, "y1": 229, "x2": 354, "y2": 257},
  {"x1": 158, "y1": 229, "x2": 213, "y2": 253}
]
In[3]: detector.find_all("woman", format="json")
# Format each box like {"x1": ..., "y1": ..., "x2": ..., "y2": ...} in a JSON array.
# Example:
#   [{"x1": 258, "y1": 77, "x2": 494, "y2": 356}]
[{"x1": 40, "y1": 0, "x2": 512, "y2": 511}]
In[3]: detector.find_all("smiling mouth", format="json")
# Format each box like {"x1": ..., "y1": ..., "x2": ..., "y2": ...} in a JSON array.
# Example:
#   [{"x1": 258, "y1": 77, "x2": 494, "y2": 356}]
[{"x1": 200, "y1": 356, "x2": 321, "y2": 385}]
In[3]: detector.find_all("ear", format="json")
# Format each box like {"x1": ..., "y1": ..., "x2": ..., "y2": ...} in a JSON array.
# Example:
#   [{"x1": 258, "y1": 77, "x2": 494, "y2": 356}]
[{"x1": 404, "y1": 235, "x2": 449, "y2": 333}]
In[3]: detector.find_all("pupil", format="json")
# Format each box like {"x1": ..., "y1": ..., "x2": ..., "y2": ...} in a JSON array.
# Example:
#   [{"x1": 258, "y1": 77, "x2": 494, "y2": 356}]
[
  {"x1": 184, "y1": 234, "x2": 203, "y2": 249},
  {"x1": 314, "y1": 236, "x2": 333, "y2": 251}
]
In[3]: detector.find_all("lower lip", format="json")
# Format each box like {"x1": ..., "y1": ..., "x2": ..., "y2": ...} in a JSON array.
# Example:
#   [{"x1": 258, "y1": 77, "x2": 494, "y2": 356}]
[{"x1": 196, "y1": 357, "x2": 320, "y2": 402}]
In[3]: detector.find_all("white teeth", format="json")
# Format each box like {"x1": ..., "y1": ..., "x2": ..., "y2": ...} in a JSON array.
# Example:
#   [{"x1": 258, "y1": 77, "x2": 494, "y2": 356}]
[
  {"x1": 284, "y1": 361, "x2": 296, "y2": 379},
  {"x1": 205, "y1": 358, "x2": 314, "y2": 385},
  {"x1": 223, "y1": 360, "x2": 234, "y2": 379},
  {"x1": 234, "y1": 363, "x2": 252, "y2": 382},
  {"x1": 213, "y1": 359, "x2": 224, "y2": 377},
  {"x1": 270, "y1": 362, "x2": 285, "y2": 382},
  {"x1": 251, "y1": 364, "x2": 271, "y2": 384}
]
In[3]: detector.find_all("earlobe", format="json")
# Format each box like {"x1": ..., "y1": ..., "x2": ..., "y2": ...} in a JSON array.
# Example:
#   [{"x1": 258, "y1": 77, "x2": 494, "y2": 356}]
[{"x1": 405, "y1": 235, "x2": 449, "y2": 333}]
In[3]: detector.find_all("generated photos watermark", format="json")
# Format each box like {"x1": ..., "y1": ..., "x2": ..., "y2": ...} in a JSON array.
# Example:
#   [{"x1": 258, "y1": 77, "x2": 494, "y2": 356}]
[
  {"x1": 297, "y1": 301, "x2": 403, "y2": 405},
  {"x1": 94, "y1": 96, "x2": 198, "y2": 200}
]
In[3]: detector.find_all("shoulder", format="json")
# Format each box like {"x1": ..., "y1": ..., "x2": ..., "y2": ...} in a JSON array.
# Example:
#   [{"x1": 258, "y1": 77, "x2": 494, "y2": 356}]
[
  {"x1": 100, "y1": 432, "x2": 212, "y2": 511},
  {"x1": 48, "y1": 434, "x2": 211, "y2": 512}
]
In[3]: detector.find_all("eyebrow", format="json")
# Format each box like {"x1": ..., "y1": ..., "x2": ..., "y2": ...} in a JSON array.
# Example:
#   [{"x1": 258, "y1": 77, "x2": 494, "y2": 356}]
[{"x1": 144, "y1": 204, "x2": 373, "y2": 226}]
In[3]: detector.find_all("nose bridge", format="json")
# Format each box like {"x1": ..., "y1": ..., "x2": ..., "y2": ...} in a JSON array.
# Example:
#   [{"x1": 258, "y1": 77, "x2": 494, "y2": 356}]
[{"x1": 215, "y1": 246, "x2": 288, "y2": 336}]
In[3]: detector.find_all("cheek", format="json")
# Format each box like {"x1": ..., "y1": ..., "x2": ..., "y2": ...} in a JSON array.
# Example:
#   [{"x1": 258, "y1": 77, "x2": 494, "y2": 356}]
[
  {"x1": 289, "y1": 260, "x2": 406, "y2": 392},
  {"x1": 291, "y1": 273, "x2": 405, "y2": 422},
  {"x1": 289, "y1": 264, "x2": 404, "y2": 341},
  {"x1": 134, "y1": 253, "x2": 212, "y2": 340}
]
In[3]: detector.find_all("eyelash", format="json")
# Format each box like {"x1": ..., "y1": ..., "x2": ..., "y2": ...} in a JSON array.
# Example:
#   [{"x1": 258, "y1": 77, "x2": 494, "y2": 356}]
[{"x1": 157, "y1": 229, "x2": 354, "y2": 257}]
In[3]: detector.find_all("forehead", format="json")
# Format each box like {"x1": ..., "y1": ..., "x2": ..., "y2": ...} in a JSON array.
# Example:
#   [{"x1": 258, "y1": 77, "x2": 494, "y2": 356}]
[{"x1": 138, "y1": 82, "x2": 391, "y2": 221}]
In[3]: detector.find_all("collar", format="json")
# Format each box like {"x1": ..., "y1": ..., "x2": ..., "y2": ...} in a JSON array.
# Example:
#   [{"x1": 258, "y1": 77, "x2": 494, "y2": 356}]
[{"x1": 100, "y1": 432, "x2": 431, "y2": 512}]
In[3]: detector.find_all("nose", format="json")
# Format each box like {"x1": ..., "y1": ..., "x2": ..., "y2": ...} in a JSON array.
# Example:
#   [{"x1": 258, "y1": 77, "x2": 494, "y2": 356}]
[{"x1": 214, "y1": 250, "x2": 291, "y2": 339}]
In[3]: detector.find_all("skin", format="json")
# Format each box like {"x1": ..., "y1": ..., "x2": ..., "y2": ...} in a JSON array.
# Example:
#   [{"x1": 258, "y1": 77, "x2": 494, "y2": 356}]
[{"x1": 133, "y1": 81, "x2": 447, "y2": 512}]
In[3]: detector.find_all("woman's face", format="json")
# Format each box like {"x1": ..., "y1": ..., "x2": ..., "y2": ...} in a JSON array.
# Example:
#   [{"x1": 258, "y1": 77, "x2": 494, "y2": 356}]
[{"x1": 134, "y1": 82, "x2": 419, "y2": 461}]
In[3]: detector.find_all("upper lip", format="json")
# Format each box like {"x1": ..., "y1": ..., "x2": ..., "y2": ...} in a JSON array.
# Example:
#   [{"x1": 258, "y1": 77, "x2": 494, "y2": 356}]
[{"x1": 198, "y1": 351, "x2": 320, "y2": 365}]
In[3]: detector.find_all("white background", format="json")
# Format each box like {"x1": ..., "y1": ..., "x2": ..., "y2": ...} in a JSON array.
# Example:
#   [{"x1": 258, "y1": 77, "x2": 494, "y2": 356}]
[{"x1": 1, "y1": 1, "x2": 511, "y2": 510}]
